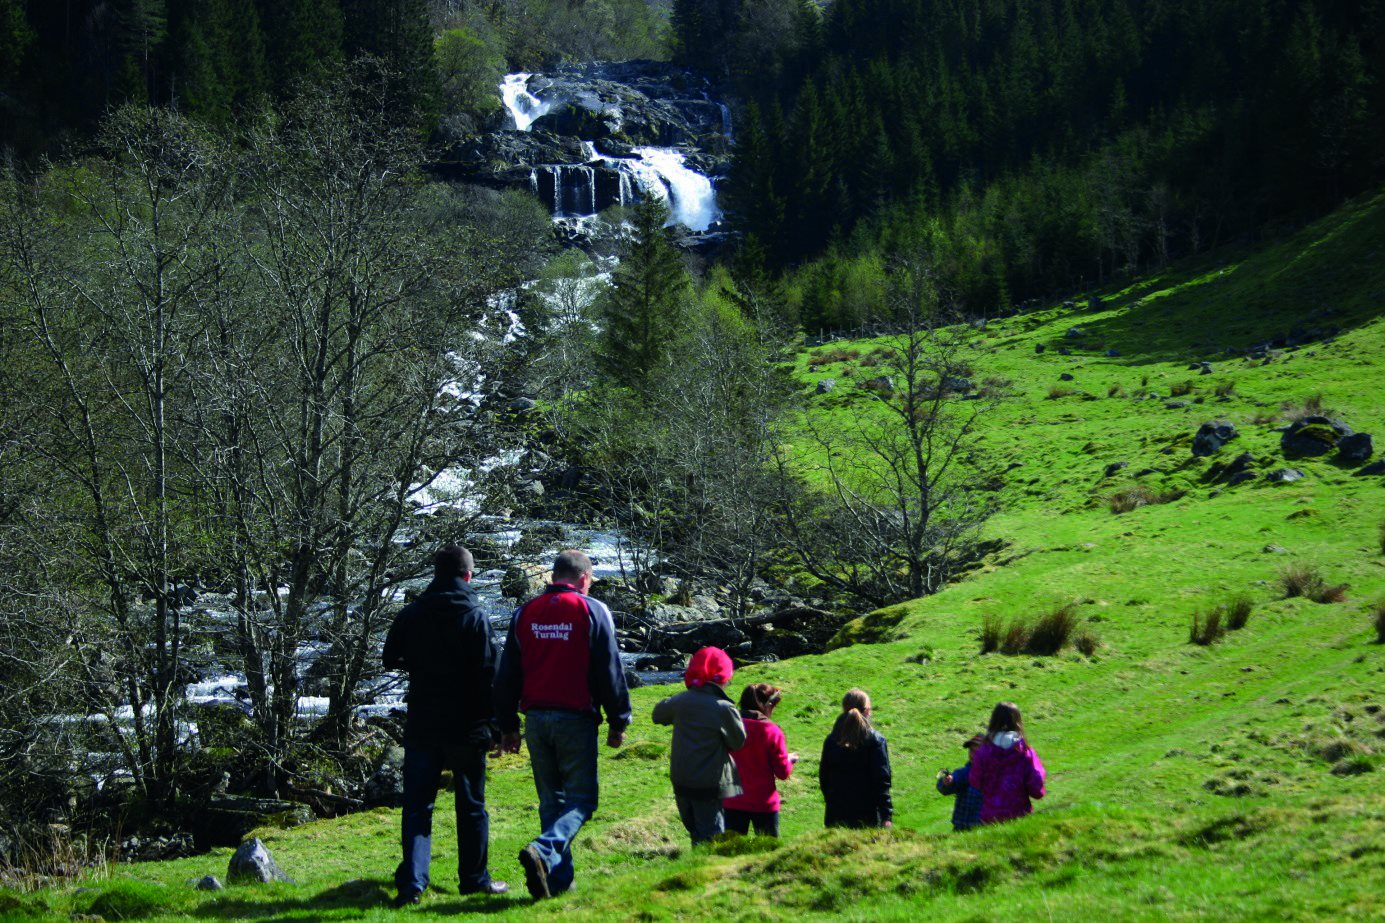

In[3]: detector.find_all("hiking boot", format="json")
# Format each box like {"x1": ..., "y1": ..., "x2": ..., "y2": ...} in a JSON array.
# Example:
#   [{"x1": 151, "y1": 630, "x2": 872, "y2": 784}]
[
  {"x1": 517, "y1": 845, "x2": 550, "y2": 899},
  {"x1": 392, "y1": 889, "x2": 422, "y2": 908}
]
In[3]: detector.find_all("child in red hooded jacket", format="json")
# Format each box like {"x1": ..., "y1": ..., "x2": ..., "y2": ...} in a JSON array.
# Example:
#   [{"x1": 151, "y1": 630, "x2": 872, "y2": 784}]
[{"x1": 723, "y1": 683, "x2": 797, "y2": 837}]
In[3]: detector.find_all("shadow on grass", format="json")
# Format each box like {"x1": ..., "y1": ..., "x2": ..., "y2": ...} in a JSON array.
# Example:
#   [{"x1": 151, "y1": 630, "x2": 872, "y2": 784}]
[
  {"x1": 1033, "y1": 190, "x2": 1385, "y2": 366},
  {"x1": 188, "y1": 877, "x2": 506, "y2": 920}
]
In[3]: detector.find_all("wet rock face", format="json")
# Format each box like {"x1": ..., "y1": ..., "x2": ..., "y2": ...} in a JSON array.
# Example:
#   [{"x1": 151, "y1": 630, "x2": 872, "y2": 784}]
[{"x1": 433, "y1": 62, "x2": 731, "y2": 234}]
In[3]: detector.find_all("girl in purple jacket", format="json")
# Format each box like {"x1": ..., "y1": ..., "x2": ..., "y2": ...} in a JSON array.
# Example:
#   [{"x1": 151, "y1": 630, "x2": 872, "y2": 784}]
[{"x1": 967, "y1": 702, "x2": 1046, "y2": 824}]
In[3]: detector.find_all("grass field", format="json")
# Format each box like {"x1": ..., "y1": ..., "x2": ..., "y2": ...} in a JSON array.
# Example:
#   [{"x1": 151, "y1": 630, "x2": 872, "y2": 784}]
[{"x1": 7, "y1": 192, "x2": 1384, "y2": 922}]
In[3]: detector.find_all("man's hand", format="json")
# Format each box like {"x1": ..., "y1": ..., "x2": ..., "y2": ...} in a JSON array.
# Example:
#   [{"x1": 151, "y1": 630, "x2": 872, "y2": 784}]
[
  {"x1": 788, "y1": 752, "x2": 799, "y2": 764},
  {"x1": 606, "y1": 728, "x2": 625, "y2": 749},
  {"x1": 500, "y1": 732, "x2": 523, "y2": 755}
]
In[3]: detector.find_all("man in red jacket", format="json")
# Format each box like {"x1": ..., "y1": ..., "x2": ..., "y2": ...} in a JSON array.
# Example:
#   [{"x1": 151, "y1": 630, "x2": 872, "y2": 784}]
[{"x1": 494, "y1": 550, "x2": 631, "y2": 899}]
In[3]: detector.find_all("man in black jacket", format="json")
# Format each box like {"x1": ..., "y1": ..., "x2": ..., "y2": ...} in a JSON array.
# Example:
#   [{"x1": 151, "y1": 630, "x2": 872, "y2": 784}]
[{"x1": 383, "y1": 544, "x2": 508, "y2": 906}]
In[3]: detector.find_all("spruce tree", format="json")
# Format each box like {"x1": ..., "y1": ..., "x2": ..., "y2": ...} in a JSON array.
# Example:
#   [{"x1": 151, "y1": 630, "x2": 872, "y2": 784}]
[{"x1": 598, "y1": 197, "x2": 692, "y2": 395}]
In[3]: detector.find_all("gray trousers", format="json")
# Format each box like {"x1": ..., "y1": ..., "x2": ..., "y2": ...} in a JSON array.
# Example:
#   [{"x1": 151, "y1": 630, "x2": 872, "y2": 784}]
[{"x1": 674, "y1": 788, "x2": 725, "y2": 844}]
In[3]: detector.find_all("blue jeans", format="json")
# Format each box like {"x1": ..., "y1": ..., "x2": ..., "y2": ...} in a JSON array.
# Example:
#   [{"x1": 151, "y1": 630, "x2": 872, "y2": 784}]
[
  {"x1": 524, "y1": 710, "x2": 599, "y2": 892},
  {"x1": 395, "y1": 743, "x2": 492, "y2": 895}
]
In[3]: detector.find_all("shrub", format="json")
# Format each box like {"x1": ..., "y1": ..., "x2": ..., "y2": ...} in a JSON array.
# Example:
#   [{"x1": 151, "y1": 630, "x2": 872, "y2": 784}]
[
  {"x1": 1047, "y1": 386, "x2": 1078, "y2": 399},
  {"x1": 1250, "y1": 408, "x2": 1280, "y2": 425},
  {"x1": 1214, "y1": 380, "x2": 1236, "y2": 398},
  {"x1": 1107, "y1": 384, "x2": 1127, "y2": 398},
  {"x1": 808, "y1": 347, "x2": 857, "y2": 367},
  {"x1": 1311, "y1": 582, "x2": 1349, "y2": 604},
  {"x1": 1375, "y1": 601, "x2": 1385, "y2": 644},
  {"x1": 980, "y1": 615, "x2": 1002, "y2": 654},
  {"x1": 1224, "y1": 594, "x2": 1254, "y2": 631},
  {"x1": 1279, "y1": 563, "x2": 1322, "y2": 599},
  {"x1": 1026, "y1": 604, "x2": 1078, "y2": 655},
  {"x1": 1001, "y1": 619, "x2": 1031, "y2": 655},
  {"x1": 1074, "y1": 630, "x2": 1101, "y2": 656},
  {"x1": 1170, "y1": 380, "x2": 1196, "y2": 397},
  {"x1": 1140, "y1": 374, "x2": 1150, "y2": 388},
  {"x1": 1280, "y1": 563, "x2": 1348, "y2": 603},
  {"x1": 1107, "y1": 485, "x2": 1186, "y2": 514},
  {"x1": 1190, "y1": 608, "x2": 1226, "y2": 645}
]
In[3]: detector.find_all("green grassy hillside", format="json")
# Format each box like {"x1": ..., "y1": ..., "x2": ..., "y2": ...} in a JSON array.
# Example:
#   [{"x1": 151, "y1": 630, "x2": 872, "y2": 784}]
[{"x1": 8, "y1": 193, "x2": 1385, "y2": 922}]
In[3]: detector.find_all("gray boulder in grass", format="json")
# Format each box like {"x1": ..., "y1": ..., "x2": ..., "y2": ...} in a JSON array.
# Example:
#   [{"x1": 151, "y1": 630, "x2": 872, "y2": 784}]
[
  {"x1": 228, "y1": 838, "x2": 291, "y2": 884},
  {"x1": 1192, "y1": 422, "x2": 1237, "y2": 457}
]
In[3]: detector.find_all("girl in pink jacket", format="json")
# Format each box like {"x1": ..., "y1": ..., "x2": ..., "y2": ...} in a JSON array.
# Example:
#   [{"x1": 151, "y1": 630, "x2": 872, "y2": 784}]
[
  {"x1": 968, "y1": 701, "x2": 1046, "y2": 824},
  {"x1": 722, "y1": 683, "x2": 797, "y2": 836}
]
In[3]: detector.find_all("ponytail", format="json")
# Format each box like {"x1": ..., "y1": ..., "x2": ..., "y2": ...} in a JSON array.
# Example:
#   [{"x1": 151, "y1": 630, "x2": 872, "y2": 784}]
[
  {"x1": 830, "y1": 708, "x2": 874, "y2": 750},
  {"x1": 830, "y1": 688, "x2": 875, "y2": 749}
]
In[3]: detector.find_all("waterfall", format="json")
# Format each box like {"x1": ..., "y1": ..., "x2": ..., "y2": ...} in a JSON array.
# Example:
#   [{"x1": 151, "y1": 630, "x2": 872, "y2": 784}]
[
  {"x1": 499, "y1": 73, "x2": 550, "y2": 131},
  {"x1": 553, "y1": 166, "x2": 563, "y2": 216},
  {"x1": 624, "y1": 148, "x2": 721, "y2": 232}
]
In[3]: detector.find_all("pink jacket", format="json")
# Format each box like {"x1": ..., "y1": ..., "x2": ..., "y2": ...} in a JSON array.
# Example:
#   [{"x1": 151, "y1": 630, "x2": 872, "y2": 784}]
[
  {"x1": 968, "y1": 734, "x2": 1046, "y2": 823},
  {"x1": 723, "y1": 716, "x2": 793, "y2": 812}
]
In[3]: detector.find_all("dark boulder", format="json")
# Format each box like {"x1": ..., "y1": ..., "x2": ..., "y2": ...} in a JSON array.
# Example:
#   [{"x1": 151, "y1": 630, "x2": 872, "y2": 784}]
[
  {"x1": 363, "y1": 747, "x2": 406, "y2": 808},
  {"x1": 1265, "y1": 469, "x2": 1305, "y2": 483},
  {"x1": 1104, "y1": 462, "x2": 1128, "y2": 478},
  {"x1": 1227, "y1": 471, "x2": 1258, "y2": 486},
  {"x1": 1035, "y1": 343, "x2": 1046, "y2": 354},
  {"x1": 815, "y1": 378, "x2": 836, "y2": 394},
  {"x1": 1280, "y1": 416, "x2": 1353, "y2": 458},
  {"x1": 1060, "y1": 373, "x2": 1075, "y2": 382},
  {"x1": 1355, "y1": 460, "x2": 1385, "y2": 477},
  {"x1": 1192, "y1": 422, "x2": 1238, "y2": 457},
  {"x1": 1336, "y1": 432, "x2": 1373, "y2": 465}
]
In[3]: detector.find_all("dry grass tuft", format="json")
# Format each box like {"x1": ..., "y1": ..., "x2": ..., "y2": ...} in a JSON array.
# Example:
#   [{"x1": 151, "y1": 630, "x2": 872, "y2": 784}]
[
  {"x1": 1047, "y1": 386, "x2": 1078, "y2": 400},
  {"x1": 808, "y1": 347, "x2": 858, "y2": 367},
  {"x1": 1107, "y1": 485, "x2": 1187, "y2": 514},
  {"x1": 1280, "y1": 563, "x2": 1349, "y2": 603},
  {"x1": 1214, "y1": 380, "x2": 1236, "y2": 398},
  {"x1": 1170, "y1": 380, "x2": 1196, "y2": 397},
  {"x1": 1190, "y1": 608, "x2": 1226, "y2": 645},
  {"x1": 1224, "y1": 594, "x2": 1254, "y2": 631},
  {"x1": 1107, "y1": 384, "x2": 1127, "y2": 398}
]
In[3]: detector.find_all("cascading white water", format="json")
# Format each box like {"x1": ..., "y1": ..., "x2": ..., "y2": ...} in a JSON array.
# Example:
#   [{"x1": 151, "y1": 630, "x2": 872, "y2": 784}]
[
  {"x1": 501, "y1": 73, "x2": 721, "y2": 231},
  {"x1": 623, "y1": 147, "x2": 721, "y2": 232},
  {"x1": 499, "y1": 73, "x2": 550, "y2": 131}
]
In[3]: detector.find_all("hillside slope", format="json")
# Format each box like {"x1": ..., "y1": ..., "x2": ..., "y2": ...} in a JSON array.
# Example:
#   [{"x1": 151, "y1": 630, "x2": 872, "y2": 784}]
[{"x1": 8, "y1": 192, "x2": 1385, "y2": 922}]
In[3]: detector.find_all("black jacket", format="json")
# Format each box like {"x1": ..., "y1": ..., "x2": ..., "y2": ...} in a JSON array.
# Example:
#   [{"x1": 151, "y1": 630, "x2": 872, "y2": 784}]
[
  {"x1": 819, "y1": 731, "x2": 893, "y2": 828},
  {"x1": 383, "y1": 575, "x2": 498, "y2": 747}
]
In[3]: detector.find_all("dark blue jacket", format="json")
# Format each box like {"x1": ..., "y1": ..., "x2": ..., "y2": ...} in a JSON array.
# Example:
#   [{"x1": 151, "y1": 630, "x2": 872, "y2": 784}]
[
  {"x1": 383, "y1": 575, "x2": 497, "y2": 747},
  {"x1": 936, "y1": 763, "x2": 983, "y2": 831},
  {"x1": 819, "y1": 731, "x2": 892, "y2": 828}
]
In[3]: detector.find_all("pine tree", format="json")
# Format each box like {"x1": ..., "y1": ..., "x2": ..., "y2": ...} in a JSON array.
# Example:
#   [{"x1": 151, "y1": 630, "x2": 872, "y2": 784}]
[
  {"x1": 255, "y1": 0, "x2": 343, "y2": 95},
  {"x1": 598, "y1": 198, "x2": 692, "y2": 394}
]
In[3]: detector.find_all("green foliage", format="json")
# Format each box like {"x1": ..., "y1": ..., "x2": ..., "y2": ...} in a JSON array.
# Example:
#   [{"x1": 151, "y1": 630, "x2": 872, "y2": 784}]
[
  {"x1": 737, "y1": 0, "x2": 1385, "y2": 320},
  {"x1": 435, "y1": 26, "x2": 505, "y2": 119}
]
